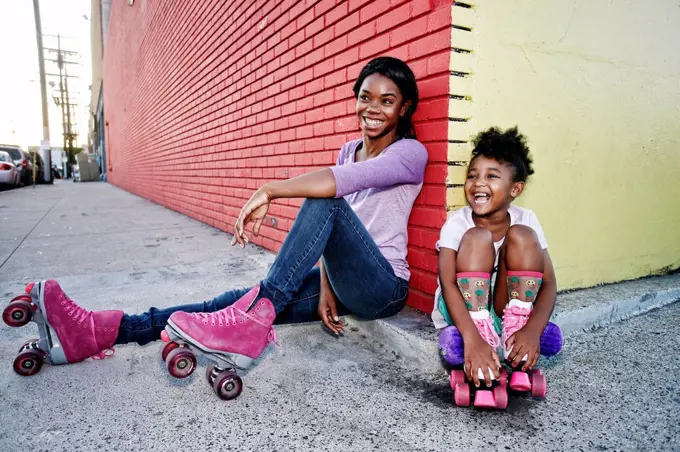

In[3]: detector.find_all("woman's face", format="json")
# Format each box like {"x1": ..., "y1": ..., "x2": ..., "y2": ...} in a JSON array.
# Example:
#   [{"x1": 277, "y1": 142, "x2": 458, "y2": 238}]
[{"x1": 355, "y1": 73, "x2": 410, "y2": 140}]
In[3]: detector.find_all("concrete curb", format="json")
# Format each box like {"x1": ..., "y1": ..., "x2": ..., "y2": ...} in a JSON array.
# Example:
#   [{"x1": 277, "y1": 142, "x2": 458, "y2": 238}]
[{"x1": 345, "y1": 274, "x2": 680, "y2": 375}]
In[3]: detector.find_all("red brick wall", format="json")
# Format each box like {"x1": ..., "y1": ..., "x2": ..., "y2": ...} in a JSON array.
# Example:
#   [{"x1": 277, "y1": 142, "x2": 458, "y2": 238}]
[{"x1": 103, "y1": 0, "x2": 450, "y2": 312}]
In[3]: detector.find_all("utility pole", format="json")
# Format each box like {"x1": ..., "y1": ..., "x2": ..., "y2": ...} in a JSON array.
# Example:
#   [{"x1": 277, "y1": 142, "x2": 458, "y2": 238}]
[
  {"x1": 32, "y1": 0, "x2": 52, "y2": 184},
  {"x1": 45, "y1": 35, "x2": 79, "y2": 178}
]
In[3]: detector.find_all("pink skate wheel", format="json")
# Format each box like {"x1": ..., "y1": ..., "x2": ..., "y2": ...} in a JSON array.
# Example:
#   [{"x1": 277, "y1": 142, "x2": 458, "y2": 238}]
[
  {"x1": 205, "y1": 364, "x2": 217, "y2": 386},
  {"x1": 213, "y1": 370, "x2": 243, "y2": 401},
  {"x1": 494, "y1": 385, "x2": 508, "y2": 409},
  {"x1": 449, "y1": 370, "x2": 465, "y2": 389},
  {"x1": 24, "y1": 282, "x2": 35, "y2": 294},
  {"x1": 160, "y1": 330, "x2": 170, "y2": 342},
  {"x1": 10, "y1": 294, "x2": 32, "y2": 304},
  {"x1": 499, "y1": 368, "x2": 508, "y2": 387},
  {"x1": 161, "y1": 341, "x2": 179, "y2": 362},
  {"x1": 166, "y1": 347, "x2": 196, "y2": 378},
  {"x1": 13, "y1": 350, "x2": 43, "y2": 376},
  {"x1": 531, "y1": 370, "x2": 547, "y2": 398},
  {"x1": 509, "y1": 371, "x2": 532, "y2": 392},
  {"x1": 3, "y1": 300, "x2": 33, "y2": 327},
  {"x1": 453, "y1": 382, "x2": 471, "y2": 407},
  {"x1": 473, "y1": 390, "x2": 497, "y2": 409}
]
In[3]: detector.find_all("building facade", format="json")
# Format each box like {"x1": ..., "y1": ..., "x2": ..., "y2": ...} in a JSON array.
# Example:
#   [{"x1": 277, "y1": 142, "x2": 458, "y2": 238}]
[{"x1": 102, "y1": 0, "x2": 680, "y2": 312}]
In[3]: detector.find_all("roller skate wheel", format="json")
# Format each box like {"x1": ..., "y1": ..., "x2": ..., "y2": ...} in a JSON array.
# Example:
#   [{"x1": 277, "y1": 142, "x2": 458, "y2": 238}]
[
  {"x1": 499, "y1": 368, "x2": 508, "y2": 387},
  {"x1": 213, "y1": 370, "x2": 243, "y2": 401},
  {"x1": 18, "y1": 338, "x2": 40, "y2": 353},
  {"x1": 3, "y1": 300, "x2": 33, "y2": 327},
  {"x1": 449, "y1": 370, "x2": 465, "y2": 389},
  {"x1": 494, "y1": 385, "x2": 508, "y2": 409},
  {"x1": 453, "y1": 382, "x2": 471, "y2": 407},
  {"x1": 166, "y1": 348, "x2": 196, "y2": 378},
  {"x1": 13, "y1": 350, "x2": 44, "y2": 376},
  {"x1": 205, "y1": 365, "x2": 217, "y2": 386},
  {"x1": 160, "y1": 330, "x2": 170, "y2": 342},
  {"x1": 531, "y1": 372, "x2": 547, "y2": 398},
  {"x1": 531, "y1": 368, "x2": 544, "y2": 377},
  {"x1": 10, "y1": 294, "x2": 32, "y2": 304},
  {"x1": 161, "y1": 341, "x2": 180, "y2": 362}
]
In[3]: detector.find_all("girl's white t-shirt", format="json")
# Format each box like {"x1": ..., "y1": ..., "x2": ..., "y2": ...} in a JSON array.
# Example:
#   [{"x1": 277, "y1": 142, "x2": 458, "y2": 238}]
[{"x1": 432, "y1": 205, "x2": 549, "y2": 329}]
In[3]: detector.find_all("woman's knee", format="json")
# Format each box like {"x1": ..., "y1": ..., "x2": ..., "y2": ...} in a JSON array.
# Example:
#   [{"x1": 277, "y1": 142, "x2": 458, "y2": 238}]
[{"x1": 302, "y1": 197, "x2": 346, "y2": 211}]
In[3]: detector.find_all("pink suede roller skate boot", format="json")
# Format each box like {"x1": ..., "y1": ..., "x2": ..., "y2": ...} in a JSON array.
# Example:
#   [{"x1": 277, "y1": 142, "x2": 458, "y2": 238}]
[
  {"x1": 2, "y1": 280, "x2": 124, "y2": 376},
  {"x1": 161, "y1": 285, "x2": 278, "y2": 400},
  {"x1": 450, "y1": 310, "x2": 508, "y2": 409},
  {"x1": 502, "y1": 299, "x2": 547, "y2": 397}
]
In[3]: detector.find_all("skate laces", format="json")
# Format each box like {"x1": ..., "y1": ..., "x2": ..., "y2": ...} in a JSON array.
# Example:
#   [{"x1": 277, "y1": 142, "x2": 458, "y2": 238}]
[
  {"x1": 268, "y1": 328, "x2": 279, "y2": 347},
  {"x1": 64, "y1": 302, "x2": 90, "y2": 325},
  {"x1": 473, "y1": 316, "x2": 500, "y2": 349},
  {"x1": 503, "y1": 304, "x2": 532, "y2": 339},
  {"x1": 194, "y1": 306, "x2": 238, "y2": 326},
  {"x1": 92, "y1": 348, "x2": 115, "y2": 360}
]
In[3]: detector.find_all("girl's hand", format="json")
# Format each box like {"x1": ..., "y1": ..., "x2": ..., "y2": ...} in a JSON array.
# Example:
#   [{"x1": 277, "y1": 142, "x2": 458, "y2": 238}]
[
  {"x1": 231, "y1": 188, "x2": 271, "y2": 247},
  {"x1": 464, "y1": 334, "x2": 501, "y2": 387},
  {"x1": 317, "y1": 289, "x2": 344, "y2": 336},
  {"x1": 506, "y1": 326, "x2": 541, "y2": 371}
]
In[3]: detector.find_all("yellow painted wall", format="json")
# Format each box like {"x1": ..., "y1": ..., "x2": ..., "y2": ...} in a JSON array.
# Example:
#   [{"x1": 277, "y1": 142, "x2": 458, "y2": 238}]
[{"x1": 449, "y1": 0, "x2": 680, "y2": 290}]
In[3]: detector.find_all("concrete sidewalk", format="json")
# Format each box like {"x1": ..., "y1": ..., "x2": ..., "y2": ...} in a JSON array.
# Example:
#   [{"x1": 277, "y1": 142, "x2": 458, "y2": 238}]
[
  {"x1": 1, "y1": 181, "x2": 677, "y2": 373},
  {"x1": 351, "y1": 272, "x2": 680, "y2": 374},
  {"x1": 0, "y1": 181, "x2": 678, "y2": 451}
]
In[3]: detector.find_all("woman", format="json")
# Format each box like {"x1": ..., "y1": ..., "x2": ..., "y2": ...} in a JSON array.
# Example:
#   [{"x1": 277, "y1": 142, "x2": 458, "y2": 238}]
[{"x1": 5, "y1": 57, "x2": 429, "y2": 373}]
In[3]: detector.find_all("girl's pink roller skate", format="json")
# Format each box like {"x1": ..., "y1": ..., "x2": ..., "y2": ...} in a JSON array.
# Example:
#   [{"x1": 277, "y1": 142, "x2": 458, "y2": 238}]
[
  {"x1": 160, "y1": 285, "x2": 278, "y2": 400},
  {"x1": 2, "y1": 280, "x2": 123, "y2": 376},
  {"x1": 502, "y1": 299, "x2": 547, "y2": 398},
  {"x1": 449, "y1": 310, "x2": 508, "y2": 409},
  {"x1": 450, "y1": 367, "x2": 508, "y2": 410}
]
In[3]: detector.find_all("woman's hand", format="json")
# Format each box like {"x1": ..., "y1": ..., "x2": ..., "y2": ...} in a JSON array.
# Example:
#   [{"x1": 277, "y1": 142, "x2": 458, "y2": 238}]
[
  {"x1": 318, "y1": 287, "x2": 344, "y2": 336},
  {"x1": 463, "y1": 334, "x2": 501, "y2": 387},
  {"x1": 506, "y1": 326, "x2": 541, "y2": 371},
  {"x1": 231, "y1": 188, "x2": 271, "y2": 247}
]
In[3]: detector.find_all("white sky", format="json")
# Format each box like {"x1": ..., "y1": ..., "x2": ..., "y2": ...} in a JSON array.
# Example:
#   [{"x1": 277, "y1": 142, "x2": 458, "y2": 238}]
[{"x1": 0, "y1": 0, "x2": 92, "y2": 149}]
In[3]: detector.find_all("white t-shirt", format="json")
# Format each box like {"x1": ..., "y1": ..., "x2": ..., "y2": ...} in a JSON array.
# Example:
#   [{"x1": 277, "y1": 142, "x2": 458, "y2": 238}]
[{"x1": 431, "y1": 205, "x2": 549, "y2": 329}]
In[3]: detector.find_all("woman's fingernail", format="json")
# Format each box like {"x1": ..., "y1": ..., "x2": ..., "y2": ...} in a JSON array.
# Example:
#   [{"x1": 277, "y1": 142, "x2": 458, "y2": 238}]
[{"x1": 333, "y1": 316, "x2": 339, "y2": 322}]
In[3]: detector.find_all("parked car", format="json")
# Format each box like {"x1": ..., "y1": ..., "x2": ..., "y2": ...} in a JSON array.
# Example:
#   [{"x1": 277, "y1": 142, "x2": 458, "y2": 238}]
[
  {"x1": 0, "y1": 150, "x2": 20, "y2": 188},
  {"x1": 0, "y1": 145, "x2": 33, "y2": 185},
  {"x1": 26, "y1": 150, "x2": 45, "y2": 183}
]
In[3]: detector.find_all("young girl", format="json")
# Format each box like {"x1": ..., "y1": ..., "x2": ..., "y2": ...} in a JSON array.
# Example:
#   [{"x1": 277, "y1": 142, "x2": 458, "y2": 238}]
[{"x1": 434, "y1": 127, "x2": 562, "y2": 393}]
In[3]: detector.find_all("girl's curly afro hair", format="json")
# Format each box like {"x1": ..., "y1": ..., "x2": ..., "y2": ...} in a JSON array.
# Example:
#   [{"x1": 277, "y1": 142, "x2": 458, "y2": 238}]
[{"x1": 471, "y1": 126, "x2": 534, "y2": 182}]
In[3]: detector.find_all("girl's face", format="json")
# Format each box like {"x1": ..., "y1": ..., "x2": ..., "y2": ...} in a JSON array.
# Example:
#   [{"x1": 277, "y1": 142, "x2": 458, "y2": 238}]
[
  {"x1": 464, "y1": 156, "x2": 524, "y2": 217},
  {"x1": 355, "y1": 73, "x2": 410, "y2": 140}
]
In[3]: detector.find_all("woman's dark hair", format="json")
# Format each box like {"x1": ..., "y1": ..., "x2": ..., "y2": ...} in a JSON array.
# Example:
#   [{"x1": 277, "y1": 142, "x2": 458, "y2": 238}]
[
  {"x1": 471, "y1": 127, "x2": 534, "y2": 182},
  {"x1": 352, "y1": 57, "x2": 419, "y2": 139}
]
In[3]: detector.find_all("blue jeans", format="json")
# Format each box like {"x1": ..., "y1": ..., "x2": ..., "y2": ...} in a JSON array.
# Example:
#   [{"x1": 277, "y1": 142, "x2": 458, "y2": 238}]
[{"x1": 116, "y1": 198, "x2": 410, "y2": 345}]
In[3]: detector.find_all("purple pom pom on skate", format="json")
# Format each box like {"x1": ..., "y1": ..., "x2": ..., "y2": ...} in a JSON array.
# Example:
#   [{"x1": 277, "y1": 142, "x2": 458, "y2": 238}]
[
  {"x1": 439, "y1": 326, "x2": 465, "y2": 367},
  {"x1": 540, "y1": 322, "x2": 563, "y2": 357}
]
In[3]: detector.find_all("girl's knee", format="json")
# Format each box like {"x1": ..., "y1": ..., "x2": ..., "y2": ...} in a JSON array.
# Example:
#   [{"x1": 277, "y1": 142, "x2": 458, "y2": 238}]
[
  {"x1": 505, "y1": 225, "x2": 539, "y2": 247},
  {"x1": 460, "y1": 227, "x2": 493, "y2": 246}
]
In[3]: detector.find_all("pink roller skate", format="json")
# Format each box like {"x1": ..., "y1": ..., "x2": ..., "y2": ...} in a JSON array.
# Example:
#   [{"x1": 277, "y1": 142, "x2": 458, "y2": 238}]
[
  {"x1": 450, "y1": 310, "x2": 508, "y2": 409},
  {"x1": 502, "y1": 299, "x2": 547, "y2": 398},
  {"x1": 2, "y1": 280, "x2": 123, "y2": 376},
  {"x1": 160, "y1": 285, "x2": 278, "y2": 400}
]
